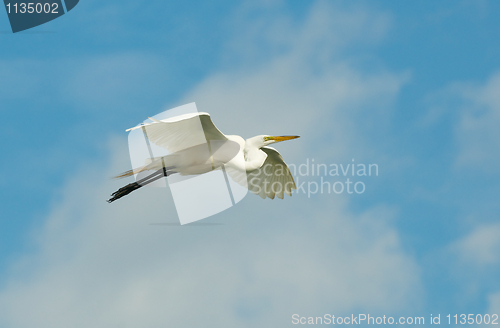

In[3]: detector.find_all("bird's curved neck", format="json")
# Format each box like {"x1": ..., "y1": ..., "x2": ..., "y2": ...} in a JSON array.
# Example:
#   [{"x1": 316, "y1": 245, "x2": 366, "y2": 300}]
[{"x1": 244, "y1": 146, "x2": 267, "y2": 171}]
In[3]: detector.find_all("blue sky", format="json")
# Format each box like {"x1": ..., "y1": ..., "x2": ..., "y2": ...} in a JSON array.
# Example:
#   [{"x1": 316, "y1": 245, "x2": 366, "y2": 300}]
[{"x1": 1, "y1": 0, "x2": 500, "y2": 326}]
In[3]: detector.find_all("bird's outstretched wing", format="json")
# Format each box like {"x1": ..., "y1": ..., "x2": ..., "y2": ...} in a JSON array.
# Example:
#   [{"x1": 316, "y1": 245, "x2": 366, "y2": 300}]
[
  {"x1": 127, "y1": 112, "x2": 227, "y2": 153},
  {"x1": 246, "y1": 146, "x2": 296, "y2": 199}
]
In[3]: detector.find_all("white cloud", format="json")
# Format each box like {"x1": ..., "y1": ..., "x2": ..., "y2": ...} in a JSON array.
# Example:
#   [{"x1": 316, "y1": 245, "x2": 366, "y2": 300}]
[
  {"x1": 224, "y1": 0, "x2": 392, "y2": 66},
  {"x1": 451, "y1": 223, "x2": 500, "y2": 266},
  {"x1": 487, "y1": 291, "x2": 500, "y2": 320},
  {"x1": 0, "y1": 2, "x2": 421, "y2": 327},
  {"x1": 455, "y1": 72, "x2": 500, "y2": 172},
  {"x1": 182, "y1": 2, "x2": 407, "y2": 164},
  {"x1": 0, "y1": 139, "x2": 422, "y2": 328},
  {"x1": 421, "y1": 71, "x2": 500, "y2": 173}
]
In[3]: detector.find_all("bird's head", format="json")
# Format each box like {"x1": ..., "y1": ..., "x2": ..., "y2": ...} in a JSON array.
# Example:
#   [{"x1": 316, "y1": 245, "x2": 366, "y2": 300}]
[{"x1": 247, "y1": 135, "x2": 300, "y2": 148}]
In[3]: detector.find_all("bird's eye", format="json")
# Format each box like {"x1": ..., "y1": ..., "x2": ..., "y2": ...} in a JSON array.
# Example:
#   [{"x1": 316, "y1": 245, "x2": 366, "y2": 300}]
[{"x1": 264, "y1": 137, "x2": 271, "y2": 141}]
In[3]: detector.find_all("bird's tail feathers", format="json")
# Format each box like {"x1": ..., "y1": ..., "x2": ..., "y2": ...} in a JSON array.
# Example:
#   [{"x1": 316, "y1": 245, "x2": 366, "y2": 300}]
[{"x1": 112, "y1": 165, "x2": 149, "y2": 179}]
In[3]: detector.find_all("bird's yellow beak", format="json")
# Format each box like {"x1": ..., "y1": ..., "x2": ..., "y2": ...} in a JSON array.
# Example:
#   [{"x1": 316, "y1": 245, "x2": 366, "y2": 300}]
[{"x1": 267, "y1": 135, "x2": 300, "y2": 143}]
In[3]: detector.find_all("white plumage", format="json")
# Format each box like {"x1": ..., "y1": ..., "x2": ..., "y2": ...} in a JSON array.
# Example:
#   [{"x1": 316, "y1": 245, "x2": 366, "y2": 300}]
[{"x1": 108, "y1": 112, "x2": 299, "y2": 202}]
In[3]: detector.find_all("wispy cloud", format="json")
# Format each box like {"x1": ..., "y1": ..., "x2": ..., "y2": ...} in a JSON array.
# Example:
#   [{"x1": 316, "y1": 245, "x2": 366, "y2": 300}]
[
  {"x1": 455, "y1": 73, "x2": 500, "y2": 172},
  {"x1": 450, "y1": 223, "x2": 500, "y2": 266},
  {"x1": 0, "y1": 139, "x2": 422, "y2": 328}
]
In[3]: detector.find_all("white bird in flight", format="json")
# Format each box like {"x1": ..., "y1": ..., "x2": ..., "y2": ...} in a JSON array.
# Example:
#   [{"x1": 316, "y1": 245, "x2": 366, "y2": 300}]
[{"x1": 107, "y1": 112, "x2": 300, "y2": 203}]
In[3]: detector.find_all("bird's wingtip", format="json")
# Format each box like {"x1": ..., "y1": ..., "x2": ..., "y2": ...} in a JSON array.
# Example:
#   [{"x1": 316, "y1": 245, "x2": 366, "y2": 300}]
[{"x1": 148, "y1": 117, "x2": 163, "y2": 123}]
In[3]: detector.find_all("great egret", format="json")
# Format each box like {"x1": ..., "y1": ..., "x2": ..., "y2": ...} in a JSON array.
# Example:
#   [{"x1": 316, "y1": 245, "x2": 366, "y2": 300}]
[{"x1": 107, "y1": 112, "x2": 299, "y2": 203}]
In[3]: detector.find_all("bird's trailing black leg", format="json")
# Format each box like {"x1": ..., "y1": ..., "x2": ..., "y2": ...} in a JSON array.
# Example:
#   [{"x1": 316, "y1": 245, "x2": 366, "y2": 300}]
[
  {"x1": 107, "y1": 167, "x2": 175, "y2": 203},
  {"x1": 107, "y1": 182, "x2": 142, "y2": 203}
]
